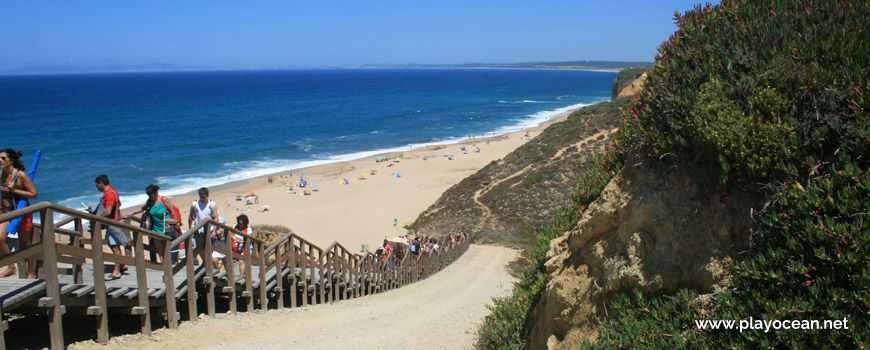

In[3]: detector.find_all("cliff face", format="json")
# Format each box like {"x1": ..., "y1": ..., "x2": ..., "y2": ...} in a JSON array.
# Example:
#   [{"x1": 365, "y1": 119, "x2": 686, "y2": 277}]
[
  {"x1": 410, "y1": 101, "x2": 623, "y2": 247},
  {"x1": 611, "y1": 67, "x2": 651, "y2": 100},
  {"x1": 528, "y1": 158, "x2": 760, "y2": 349}
]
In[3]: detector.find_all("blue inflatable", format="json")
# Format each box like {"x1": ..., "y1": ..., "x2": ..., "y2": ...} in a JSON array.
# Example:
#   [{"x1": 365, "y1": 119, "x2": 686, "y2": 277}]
[{"x1": 6, "y1": 150, "x2": 40, "y2": 234}]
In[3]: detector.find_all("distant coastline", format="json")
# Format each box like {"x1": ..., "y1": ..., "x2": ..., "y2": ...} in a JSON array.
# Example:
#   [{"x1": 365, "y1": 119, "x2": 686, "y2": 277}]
[{"x1": 0, "y1": 60, "x2": 651, "y2": 76}]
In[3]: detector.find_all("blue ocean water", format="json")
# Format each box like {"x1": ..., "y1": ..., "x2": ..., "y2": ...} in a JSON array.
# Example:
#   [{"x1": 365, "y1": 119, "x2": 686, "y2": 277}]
[{"x1": 0, "y1": 69, "x2": 615, "y2": 211}]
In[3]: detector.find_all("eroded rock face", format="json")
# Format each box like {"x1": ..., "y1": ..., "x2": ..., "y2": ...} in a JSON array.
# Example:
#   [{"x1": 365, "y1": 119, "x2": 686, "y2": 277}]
[
  {"x1": 528, "y1": 159, "x2": 759, "y2": 349},
  {"x1": 617, "y1": 72, "x2": 648, "y2": 99}
]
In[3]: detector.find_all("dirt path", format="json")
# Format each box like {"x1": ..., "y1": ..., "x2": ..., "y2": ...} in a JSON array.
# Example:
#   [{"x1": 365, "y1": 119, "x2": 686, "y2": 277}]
[{"x1": 70, "y1": 245, "x2": 519, "y2": 350}]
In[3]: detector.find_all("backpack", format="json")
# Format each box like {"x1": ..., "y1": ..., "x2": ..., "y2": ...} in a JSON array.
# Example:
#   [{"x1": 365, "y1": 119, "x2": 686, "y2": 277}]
[{"x1": 160, "y1": 197, "x2": 182, "y2": 225}]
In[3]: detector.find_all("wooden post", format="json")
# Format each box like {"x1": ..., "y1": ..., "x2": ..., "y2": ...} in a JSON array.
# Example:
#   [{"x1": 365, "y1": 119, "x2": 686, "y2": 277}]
[
  {"x1": 134, "y1": 231, "x2": 151, "y2": 335},
  {"x1": 299, "y1": 241, "x2": 307, "y2": 307},
  {"x1": 90, "y1": 221, "x2": 110, "y2": 343},
  {"x1": 224, "y1": 228, "x2": 237, "y2": 314},
  {"x1": 257, "y1": 242, "x2": 267, "y2": 309},
  {"x1": 204, "y1": 222, "x2": 215, "y2": 317},
  {"x1": 329, "y1": 248, "x2": 336, "y2": 303},
  {"x1": 41, "y1": 209, "x2": 65, "y2": 350},
  {"x1": 73, "y1": 219, "x2": 84, "y2": 284},
  {"x1": 162, "y1": 238, "x2": 178, "y2": 329},
  {"x1": 184, "y1": 235, "x2": 197, "y2": 321},
  {"x1": 275, "y1": 242, "x2": 285, "y2": 309},
  {"x1": 313, "y1": 246, "x2": 322, "y2": 305},
  {"x1": 243, "y1": 237, "x2": 253, "y2": 312},
  {"x1": 288, "y1": 240, "x2": 297, "y2": 308}
]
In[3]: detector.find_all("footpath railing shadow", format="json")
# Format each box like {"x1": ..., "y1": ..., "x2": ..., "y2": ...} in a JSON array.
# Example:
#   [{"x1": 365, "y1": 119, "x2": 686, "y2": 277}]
[{"x1": 0, "y1": 202, "x2": 471, "y2": 350}]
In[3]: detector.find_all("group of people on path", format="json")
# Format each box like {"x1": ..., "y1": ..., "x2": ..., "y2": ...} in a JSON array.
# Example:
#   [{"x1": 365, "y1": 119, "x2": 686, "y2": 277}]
[
  {"x1": 0, "y1": 149, "x2": 255, "y2": 281},
  {"x1": 102, "y1": 183, "x2": 254, "y2": 281},
  {"x1": 373, "y1": 231, "x2": 467, "y2": 265}
]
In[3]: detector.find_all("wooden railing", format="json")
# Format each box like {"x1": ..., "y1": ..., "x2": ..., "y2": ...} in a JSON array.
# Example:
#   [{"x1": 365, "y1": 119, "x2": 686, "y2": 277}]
[{"x1": 0, "y1": 202, "x2": 471, "y2": 350}]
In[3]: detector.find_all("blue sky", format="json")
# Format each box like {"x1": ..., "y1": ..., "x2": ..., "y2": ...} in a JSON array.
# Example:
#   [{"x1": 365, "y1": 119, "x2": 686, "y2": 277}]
[{"x1": 1, "y1": 1, "x2": 717, "y2": 70}]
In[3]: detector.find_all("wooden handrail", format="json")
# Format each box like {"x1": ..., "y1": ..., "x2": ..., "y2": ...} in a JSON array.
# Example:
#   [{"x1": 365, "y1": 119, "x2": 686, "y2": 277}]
[{"x1": 0, "y1": 200, "x2": 474, "y2": 350}]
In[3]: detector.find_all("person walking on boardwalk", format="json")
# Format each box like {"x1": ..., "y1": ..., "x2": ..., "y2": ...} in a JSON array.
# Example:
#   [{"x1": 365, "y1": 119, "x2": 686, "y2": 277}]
[
  {"x1": 129, "y1": 184, "x2": 179, "y2": 263},
  {"x1": 189, "y1": 187, "x2": 218, "y2": 265},
  {"x1": 95, "y1": 175, "x2": 128, "y2": 280},
  {"x1": 0, "y1": 149, "x2": 38, "y2": 278},
  {"x1": 232, "y1": 214, "x2": 252, "y2": 279}
]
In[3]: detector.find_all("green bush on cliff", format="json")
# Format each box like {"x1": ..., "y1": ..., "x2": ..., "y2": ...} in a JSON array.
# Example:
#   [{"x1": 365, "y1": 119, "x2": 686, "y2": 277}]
[{"x1": 590, "y1": 0, "x2": 869, "y2": 348}]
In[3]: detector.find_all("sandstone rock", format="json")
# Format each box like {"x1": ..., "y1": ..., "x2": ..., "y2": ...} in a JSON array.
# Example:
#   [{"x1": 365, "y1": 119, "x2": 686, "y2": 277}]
[
  {"x1": 617, "y1": 72, "x2": 648, "y2": 99},
  {"x1": 528, "y1": 159, "x2": 759, "y2": 349}
]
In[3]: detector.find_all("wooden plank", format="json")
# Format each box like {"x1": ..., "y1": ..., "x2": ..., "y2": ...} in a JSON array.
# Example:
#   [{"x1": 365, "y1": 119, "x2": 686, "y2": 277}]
[
  {"x1": 0, "y1": 243, "x2": 41, "y2": 267},
  {"x1": 108, "y1": 288, "x2": 131, "y2": 299},
  {"x1": 0, "y1": 279, "x2": 47, "y2": 310}
]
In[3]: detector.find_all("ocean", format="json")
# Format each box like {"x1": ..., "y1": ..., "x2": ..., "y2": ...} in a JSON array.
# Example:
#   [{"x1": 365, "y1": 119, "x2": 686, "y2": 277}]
[{"x1": 0, "y1": 68, "x2": 615, "y2": 212}]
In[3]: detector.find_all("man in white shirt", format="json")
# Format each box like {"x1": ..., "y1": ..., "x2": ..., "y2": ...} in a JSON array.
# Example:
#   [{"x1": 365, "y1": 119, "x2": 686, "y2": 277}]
[{"x1": 188, "y1": 187, "x2": 218, "y2": 265}]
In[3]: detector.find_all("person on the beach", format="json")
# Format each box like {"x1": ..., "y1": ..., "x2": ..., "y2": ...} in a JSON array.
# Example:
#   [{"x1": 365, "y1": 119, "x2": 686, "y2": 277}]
[
  {"x1": 0, "y1": 149, "x2": 38, "y2": 278},
  {"x1": 96, "y1": 175, "x2": 128, "y2": 280},
  {"x1": 189, "y1": 187, "x2": 218, "y2": 265},
  {"x1": 129, "y1": 184, "x2": 178, "y2": 263},
  {"x1": 232, "y1": 214, "x2": 252, "y2": 278}
]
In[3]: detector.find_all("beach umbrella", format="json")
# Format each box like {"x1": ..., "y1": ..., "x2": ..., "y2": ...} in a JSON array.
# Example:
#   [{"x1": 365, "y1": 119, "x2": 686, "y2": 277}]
[
  {"x1": 342, "y1": 178, "x2": 349, "y2": 184},
  {"x1": 424, "y1": 156, "x2": 429, "y2": 160},
  {"x1": 371, "y1": 169, "x2": 378, "y2": 174},
  {"x1": 396, "y1": 172, "x2": 403, "y2": 178}
]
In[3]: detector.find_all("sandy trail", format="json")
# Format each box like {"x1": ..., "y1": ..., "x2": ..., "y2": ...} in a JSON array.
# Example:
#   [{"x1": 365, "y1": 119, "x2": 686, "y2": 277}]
[{"x1": 70, "y1": 245, "x2": 519, "y2": 350}]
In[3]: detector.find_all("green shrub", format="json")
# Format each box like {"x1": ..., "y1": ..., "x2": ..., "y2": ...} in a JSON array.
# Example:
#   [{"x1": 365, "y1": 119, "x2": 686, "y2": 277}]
[{"x1": 690, "y1": 79, "x2": 798, "y2": 181}]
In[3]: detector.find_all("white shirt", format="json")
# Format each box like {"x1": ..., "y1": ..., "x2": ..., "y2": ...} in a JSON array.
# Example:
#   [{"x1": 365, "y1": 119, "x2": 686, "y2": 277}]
[{"x1": 192, "y1": 199, "x2": 216, "y2": 232}]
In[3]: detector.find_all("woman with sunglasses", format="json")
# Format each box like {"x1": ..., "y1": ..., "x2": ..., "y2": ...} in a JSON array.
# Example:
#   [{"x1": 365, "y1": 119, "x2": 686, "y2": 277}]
[{"x1": 0, "y1": 149, "x2": 38, "y2": 278}]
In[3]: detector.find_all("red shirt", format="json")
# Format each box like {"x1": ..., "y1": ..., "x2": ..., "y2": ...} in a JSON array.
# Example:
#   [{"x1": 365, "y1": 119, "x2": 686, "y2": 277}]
[{"x1": 101, "y1": 186, "x2": 122, "y2": 220}]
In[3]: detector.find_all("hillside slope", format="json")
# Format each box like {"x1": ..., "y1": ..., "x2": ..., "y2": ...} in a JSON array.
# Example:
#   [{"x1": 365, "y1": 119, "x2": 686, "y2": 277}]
[{"x1": 410, "y1": 99, "x2": 634, "y2": 247}]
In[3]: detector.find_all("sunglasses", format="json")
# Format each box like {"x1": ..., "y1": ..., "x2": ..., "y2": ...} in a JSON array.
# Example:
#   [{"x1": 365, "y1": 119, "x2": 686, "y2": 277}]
[{"x1": 0, "y1": 156, "x2": 7, "y2": 160}]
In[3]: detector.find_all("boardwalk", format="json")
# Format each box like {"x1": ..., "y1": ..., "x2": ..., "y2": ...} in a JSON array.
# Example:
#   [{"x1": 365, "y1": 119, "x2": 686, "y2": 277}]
[
  {"x1": 70, "y1": 245, "x2": 519, "y2": 350},
  {"x1": 0, "y1": 202, "x2": 470, "y2": 350}
]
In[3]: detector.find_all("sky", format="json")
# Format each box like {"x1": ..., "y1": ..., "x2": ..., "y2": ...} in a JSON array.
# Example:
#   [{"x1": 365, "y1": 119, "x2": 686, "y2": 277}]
[{"x1": 0, "y1": 1, "x2": 718, "y2": 70}]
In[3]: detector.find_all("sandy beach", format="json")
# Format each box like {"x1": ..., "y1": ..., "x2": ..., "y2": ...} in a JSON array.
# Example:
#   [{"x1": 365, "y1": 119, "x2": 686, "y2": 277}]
[{"x1": 167, "y1": 113, "x2": 572, "y2": 250}]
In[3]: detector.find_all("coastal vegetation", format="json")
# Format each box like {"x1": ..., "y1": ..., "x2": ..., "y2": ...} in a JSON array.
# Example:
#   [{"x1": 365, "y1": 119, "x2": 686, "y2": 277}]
[{"x1": 478, "y1": 0, "x2": 868, "y2": 348}]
